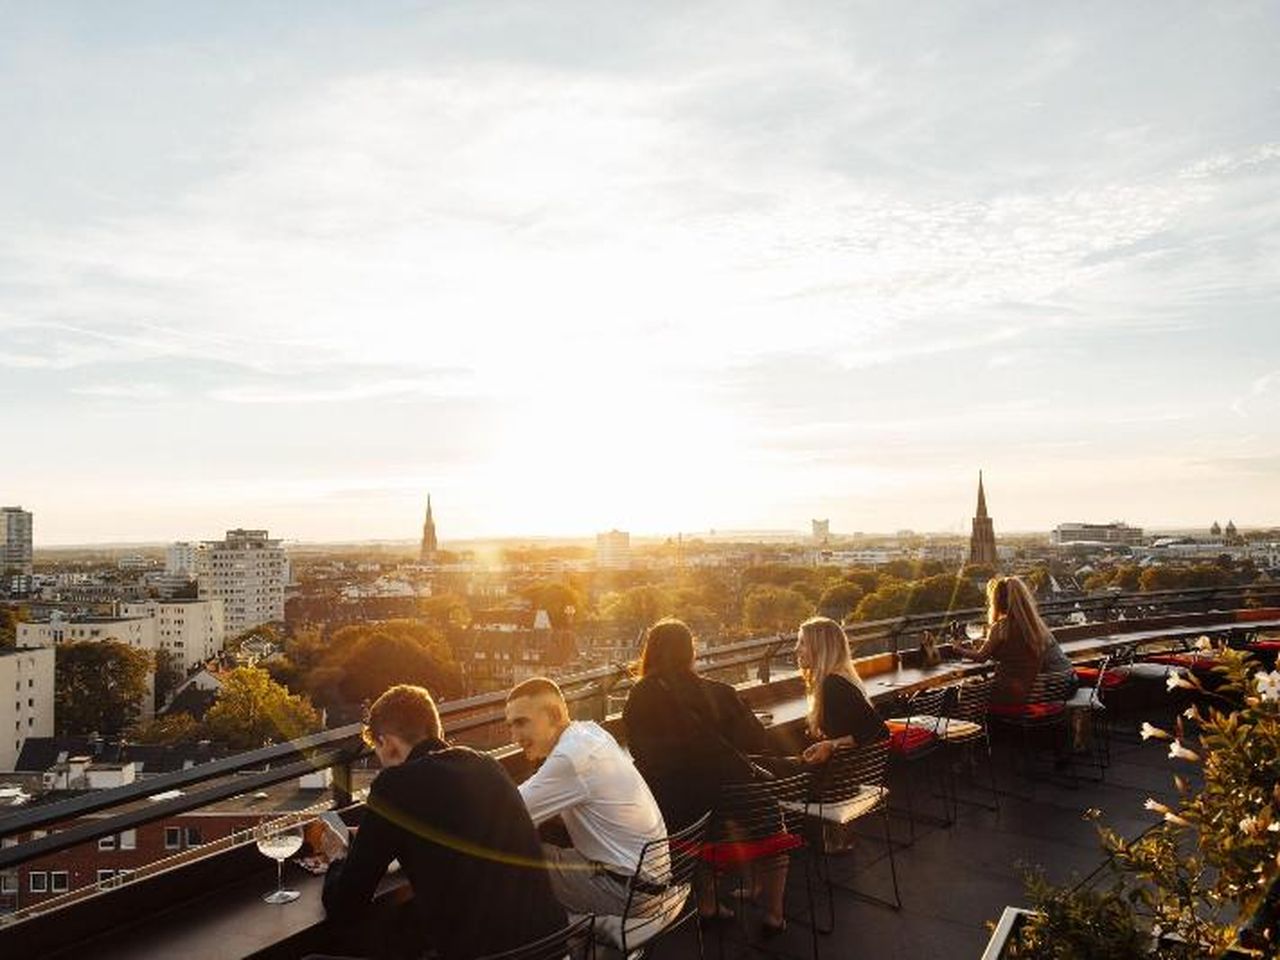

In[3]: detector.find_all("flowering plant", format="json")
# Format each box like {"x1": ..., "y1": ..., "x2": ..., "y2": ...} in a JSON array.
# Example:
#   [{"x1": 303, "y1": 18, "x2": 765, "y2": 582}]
[{"x1": 1008, "y1": 645, "x2": 1280, "y2": 958}]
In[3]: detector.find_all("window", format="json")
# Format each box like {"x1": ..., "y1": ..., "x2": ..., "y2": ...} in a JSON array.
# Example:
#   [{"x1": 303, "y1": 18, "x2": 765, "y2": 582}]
[
  {"x1": 185, "y1": 827, "x2": 202, "y2": 847},
  {"x1": 50, "y1": 871, "x2": 69, "y2": 893},
  {"x1": 98, "y1": 835, "x2": 116, "y2": 851},
  {"x1": 96, "y1": 870, "x2": 115, "y2": 884},
  {"x1": 0, "y1": 872, "x2": 17, "y2": 894},
  {"x1": 164, "y1": 826, "x2": 181, "y2": 850},
  {"x1": 29, "y1": 871, "x2": 47, "y2": 893},
  {"x1": 119, "y1": 829, "x2": 137, "y2": 850}
]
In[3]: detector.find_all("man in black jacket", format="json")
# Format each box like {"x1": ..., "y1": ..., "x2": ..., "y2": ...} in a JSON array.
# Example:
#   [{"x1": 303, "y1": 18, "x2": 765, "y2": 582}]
[{"x1": 320, "y1": 684, "x2": 566, "y2": 959}]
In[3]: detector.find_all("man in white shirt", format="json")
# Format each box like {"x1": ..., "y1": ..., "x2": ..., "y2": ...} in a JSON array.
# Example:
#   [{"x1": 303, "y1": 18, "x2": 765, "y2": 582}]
[{"x1": 505, "y1": 676, "x2": 668, "y2": 916}]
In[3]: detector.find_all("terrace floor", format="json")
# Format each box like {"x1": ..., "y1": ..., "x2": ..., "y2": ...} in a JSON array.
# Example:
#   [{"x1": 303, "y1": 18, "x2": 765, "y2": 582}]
[{"x1": 653, "y1": 707, "x2": 1178, "y2": 960}]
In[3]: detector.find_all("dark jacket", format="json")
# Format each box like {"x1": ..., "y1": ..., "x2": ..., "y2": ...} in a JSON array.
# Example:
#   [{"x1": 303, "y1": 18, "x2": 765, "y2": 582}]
[
  {"x1": 819, "y1": 674, "x2": 889, "y2": 745},
  {"x1": 623, "y1": 672, "x2": 770, "y2": 830},
  {"x1": 322, "y1": 739, "x2": 566, "y2": 960}
]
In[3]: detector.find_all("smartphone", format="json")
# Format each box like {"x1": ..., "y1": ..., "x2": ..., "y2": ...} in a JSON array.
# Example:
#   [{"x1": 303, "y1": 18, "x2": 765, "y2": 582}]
[{"x1": 320, "y1": 811, "x2": 350, "y2": 846}]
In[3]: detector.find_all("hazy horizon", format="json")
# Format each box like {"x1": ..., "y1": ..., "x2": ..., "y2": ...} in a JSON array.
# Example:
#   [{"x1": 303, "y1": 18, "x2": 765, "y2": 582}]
[{"x1": 3, "y1": 3, "x2": 1278, "y2": 543}]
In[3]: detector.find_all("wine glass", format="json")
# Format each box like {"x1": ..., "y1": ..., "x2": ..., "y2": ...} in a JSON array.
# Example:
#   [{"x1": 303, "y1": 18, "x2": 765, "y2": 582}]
[
  {"x1": 256, "y1": 821, "x2": 303, "y2": 904},
  {"x1": 964, "y1": 621, "x2": 986, "y2": 644}
]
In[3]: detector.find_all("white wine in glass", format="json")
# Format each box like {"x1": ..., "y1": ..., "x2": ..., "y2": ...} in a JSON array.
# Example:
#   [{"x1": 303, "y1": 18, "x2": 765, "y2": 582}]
[
  {"x1": 964, "y1": 621, "x2": 986, "y2": 644},
  {"x1": 256, "y1": 823, "x2": 303, "y2": 904}
]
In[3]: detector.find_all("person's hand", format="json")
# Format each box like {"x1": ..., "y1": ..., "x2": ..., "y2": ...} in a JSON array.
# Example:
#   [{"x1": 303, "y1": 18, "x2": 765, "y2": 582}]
[{"x1": 802, "y1": 740, "x2": 836, "y2": 765}]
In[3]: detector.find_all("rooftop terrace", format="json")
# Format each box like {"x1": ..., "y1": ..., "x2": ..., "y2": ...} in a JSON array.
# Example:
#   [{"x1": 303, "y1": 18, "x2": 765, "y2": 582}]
[{"x1": 1, "y1": 583, "x2": 1277, "y2": 959}]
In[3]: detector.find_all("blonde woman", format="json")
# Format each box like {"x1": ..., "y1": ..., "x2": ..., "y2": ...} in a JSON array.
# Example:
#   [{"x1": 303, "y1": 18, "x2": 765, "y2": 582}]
[
  {"x1": 960, "y1": 576, "x2": 1075, "y2": 704},
  {"x1": 795, "y1": 616, "x2": 888, "y2": 764}
]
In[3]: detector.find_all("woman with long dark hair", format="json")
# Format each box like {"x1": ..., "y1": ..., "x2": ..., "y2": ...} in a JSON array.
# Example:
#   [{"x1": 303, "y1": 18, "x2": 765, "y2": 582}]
[
  {"x1": 623, "y1": 618, "x2": 787, "y2": 931},
  {"x1": 960, "y1": 575, "x2": 1074, "y2": 704}
]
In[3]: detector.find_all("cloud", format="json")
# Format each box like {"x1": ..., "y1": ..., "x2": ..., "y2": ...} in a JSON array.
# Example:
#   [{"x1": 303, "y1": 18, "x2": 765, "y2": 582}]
[
  {"x1": 70, "y1": 382, "x2": 171, "y2": 400},
  {"x1": 211, "y1": 374, "x2": 469, "y2": 405}
]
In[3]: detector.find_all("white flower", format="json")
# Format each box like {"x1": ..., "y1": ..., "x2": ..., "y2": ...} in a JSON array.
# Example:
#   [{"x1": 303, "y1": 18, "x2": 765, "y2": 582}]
[
  {"x1": 1167, "y1": 669, "x2": 1194, "y2": 692},
  {"x1": 1256, "y1": 670, "x2": 1280, "y2": 703},
  {"x1": 1145, "y1": 798, "x2": 1171, "y2": 815},
  {"x1": 1168, "y1": 740, "x2": 1200, "y2": 762},
  {"x1": 1140, "y1": 722, "x2": 1170, "y2": 741},
  {"x1": 1239, "y1": 816, "x2": 1258, "y2": 834}
]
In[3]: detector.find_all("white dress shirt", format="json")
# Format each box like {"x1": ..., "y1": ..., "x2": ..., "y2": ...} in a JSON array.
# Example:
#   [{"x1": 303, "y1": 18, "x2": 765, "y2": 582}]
[{"x1": 519, "y1": 721, "x2": 667, "y2": 875}]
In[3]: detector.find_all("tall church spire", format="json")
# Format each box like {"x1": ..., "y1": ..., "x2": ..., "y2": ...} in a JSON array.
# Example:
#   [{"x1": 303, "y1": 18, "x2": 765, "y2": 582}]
[
  {"x1": 968, "y1": 471, "x2": 998, "y2": 566},
  {"x1": 420, "y1": 494, "x2": 438, "y2": 562}
]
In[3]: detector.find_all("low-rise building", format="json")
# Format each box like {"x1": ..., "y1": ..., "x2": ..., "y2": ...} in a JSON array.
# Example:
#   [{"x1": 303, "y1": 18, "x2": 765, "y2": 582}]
[
  {"x1": 118, "y1": 599, "x2": 225, "y2": 673},
  {"x1": 1051, "y1": 522, "x2": 1145, "y2": 547}
]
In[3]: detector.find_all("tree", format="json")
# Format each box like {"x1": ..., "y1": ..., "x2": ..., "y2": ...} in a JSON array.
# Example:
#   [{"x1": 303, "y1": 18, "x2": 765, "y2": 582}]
[
  {"x1": 521, "y1": 582, "x2": 587, "y2": 629},
  {"x1": 55, "y1": 641, "x2": 152, "y2": 735},
  {"x1": 743, "y1": 585, "x2": 812, "y2": 633},
  {"x1": 154, "y1": 648, "x2": 185, "y2": 711},
  {"x1": 850, "y1": 574, "x2": 985, "y2": 622},
  {"x1": 226, "y1": 622, "x2": 285, "y2": 658},
  {"x1": 202, "y1": 667, "x2": 322, "y2": 750},
  {"x1": 130, "y1": 712, "x2": 200, "y2": 744},
  {"x1": 0, "y1": 605, "x2": 19, "y2": 650},
  {"x1": 296, "y1": 620, "x2": 463, "y2": 715},
  {"x1": 817, "y1": 582, "x2": 865, "y2": 623},
  {"x1": 417, "y1": 593, "x2": 472, "y2": 630},
  {"x1": 600, "y1": 585, "x2": 672, "y2": 635}
]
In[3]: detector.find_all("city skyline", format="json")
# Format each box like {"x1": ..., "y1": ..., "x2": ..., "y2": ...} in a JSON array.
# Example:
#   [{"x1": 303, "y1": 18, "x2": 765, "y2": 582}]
[{"x1": 3, "y1": 3, "x2": 1279, "y2": 543}]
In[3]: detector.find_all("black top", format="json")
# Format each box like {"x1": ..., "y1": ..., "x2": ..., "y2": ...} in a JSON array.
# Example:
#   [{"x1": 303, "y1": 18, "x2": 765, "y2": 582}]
[
  {"x1": 623, "y1": 673, "x2": 770, "y2": 830},
  {"x1": 819, "y1": 674, "x2": 889, "y2": 745},
  {"x1": 322, "y1": 739, "x2": 566, "y2": 960}
]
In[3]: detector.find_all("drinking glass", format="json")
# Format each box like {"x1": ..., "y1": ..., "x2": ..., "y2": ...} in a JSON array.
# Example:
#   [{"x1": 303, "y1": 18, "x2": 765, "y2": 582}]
[
  {"x1": 964, "y1": 621, "x2": 986, "y2": 643},
  {"x1": 256, "y1": 821, "x2": 303, "y2": 904}
]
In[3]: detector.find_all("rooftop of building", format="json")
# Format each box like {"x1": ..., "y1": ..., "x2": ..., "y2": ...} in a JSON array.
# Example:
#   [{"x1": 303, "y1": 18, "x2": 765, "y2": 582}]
[{"x1": 1, "y1": 587, "x2": 1276, "y2": 958}]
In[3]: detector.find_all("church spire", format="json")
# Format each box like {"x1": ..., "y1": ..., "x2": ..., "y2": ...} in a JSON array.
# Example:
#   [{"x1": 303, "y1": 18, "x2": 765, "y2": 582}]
[
  {"x1": 420, "y1": 494, "x2": 438, "y2": 562},
  {"x1": 968, "y1": 471, "x2": 998, "y2": 567}
]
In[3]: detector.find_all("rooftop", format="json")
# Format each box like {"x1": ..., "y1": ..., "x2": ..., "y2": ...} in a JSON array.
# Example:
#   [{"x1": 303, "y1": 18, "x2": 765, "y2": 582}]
[{"x1": 0, "y1": 585, "x2": 1275, "y2": 959}]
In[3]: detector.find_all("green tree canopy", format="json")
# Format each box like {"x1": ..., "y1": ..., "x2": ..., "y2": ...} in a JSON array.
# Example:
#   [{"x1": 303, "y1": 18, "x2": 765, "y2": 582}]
[
  {"x1": 850, "y1": 574, "x2": 985, "y2": 622},
  {"x1": 599, "y1": 585, "x2": 673, "y2": 634},
  {"x1": 55, "y1": 640, "x2": 152, "y2": 735},
  {"x1": 296, "y1": 620, "x2": 463, "y2": 712},
  {"x1": 743, "y1": 585, "x2": 813, "y2": 633},
  {"x1": 130, "y1": 712, "x2": 200, "y2": 745},
  {"x1": 816, "y1": 582, "x2": 865, "y2": 623},
  {"x1": 0, "y1": 605, "x2": 21, "y2": 650},
  {"x1": 520, "y1": 582, "x2": 587, "y2": 628},
  {"x1": 202, "y1": 667, "x2": 322, "y2": 750}
]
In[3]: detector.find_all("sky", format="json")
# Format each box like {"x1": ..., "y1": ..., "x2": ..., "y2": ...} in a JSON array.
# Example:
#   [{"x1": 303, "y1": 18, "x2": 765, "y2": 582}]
[{"x1": 1, "y1": 1, "x2": 1278, "y2": 545}]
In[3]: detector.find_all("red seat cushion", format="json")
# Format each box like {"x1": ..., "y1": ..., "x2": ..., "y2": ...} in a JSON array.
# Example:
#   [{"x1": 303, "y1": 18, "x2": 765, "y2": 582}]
[
  {"x1": 988, "y1": 702, "x2": 1066, "y2": 719},
  {"x1": 1144, "y1": 653, "x2": 1216, "y2": 671},
  {"x1": 1074, "y1": 667, "x2": 1127, "y2": 689},
  {"x1": 696, "y1": 832, "x2": 804, "y2": 868},
  {"x1": 1248, "y1": 640, "x2": 1280, "y2": 652},
  {"x1": 884, "y1": 721, "x2": 937, "y2": 754}
]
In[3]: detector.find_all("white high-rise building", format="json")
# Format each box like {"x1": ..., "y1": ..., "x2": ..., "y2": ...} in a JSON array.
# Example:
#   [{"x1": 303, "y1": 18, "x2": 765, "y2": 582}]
[
  {"x1": 165, "y1": 541, "x2": 201, "y2": 576},
  {"x1": 1, "y1": 506, "x2": 34, "y2": 577},
  {"x1": 119, "y1": 598, "x2": 226, "y2": 672},
  {"x1": 0, "y1": 647, "x2": 55, "y2": 771},
  {"x1": 595, "y1": 530, "x2": 632, "y2": 570},
  {"x1": 197, "y1": 529, "x2": 287, "y2": 636}
]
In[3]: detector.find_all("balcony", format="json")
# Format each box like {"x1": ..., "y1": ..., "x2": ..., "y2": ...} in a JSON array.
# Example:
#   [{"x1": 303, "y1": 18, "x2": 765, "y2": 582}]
[{"x1": 1, "y1": 584, "x2": 1278, "y2": 958}]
